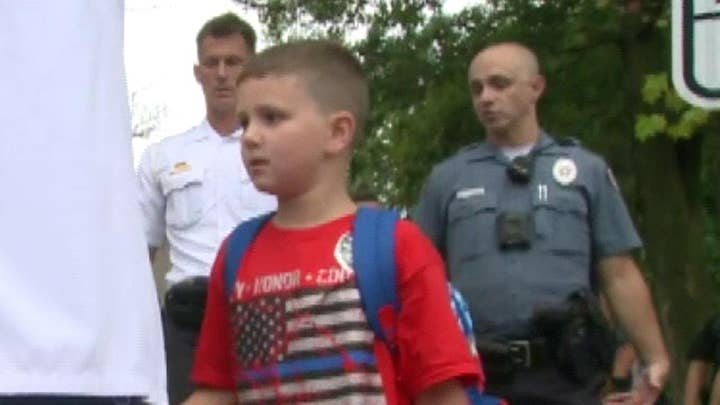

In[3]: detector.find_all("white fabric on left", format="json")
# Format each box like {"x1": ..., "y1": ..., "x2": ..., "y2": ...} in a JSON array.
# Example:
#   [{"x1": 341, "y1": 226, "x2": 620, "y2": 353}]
[{"x1": 0, "y1": 1, "x2": 167, "y2": 403}]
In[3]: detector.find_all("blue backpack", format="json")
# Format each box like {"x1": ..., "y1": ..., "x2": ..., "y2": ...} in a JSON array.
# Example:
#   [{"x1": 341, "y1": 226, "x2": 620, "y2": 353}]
[{"x1": 223, "y1": 206, "x2": 503, "y2": 404}]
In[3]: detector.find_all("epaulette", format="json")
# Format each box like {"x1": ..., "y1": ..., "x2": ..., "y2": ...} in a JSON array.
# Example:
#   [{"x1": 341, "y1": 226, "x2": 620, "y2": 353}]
[{"x1": 556, "y1": 137, "x2": 581, "y2": 147}]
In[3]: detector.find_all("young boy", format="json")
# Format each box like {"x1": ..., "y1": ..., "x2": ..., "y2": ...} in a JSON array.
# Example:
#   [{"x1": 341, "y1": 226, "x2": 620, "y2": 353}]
[{"x1": 185, "y1": 40, "x2": 481, "y2": 405}]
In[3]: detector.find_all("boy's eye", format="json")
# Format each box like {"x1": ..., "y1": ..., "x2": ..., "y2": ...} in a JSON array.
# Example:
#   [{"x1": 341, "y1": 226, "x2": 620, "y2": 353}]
[{"x1": 261, "y1": 109, "x2": 285, "y2": 125}]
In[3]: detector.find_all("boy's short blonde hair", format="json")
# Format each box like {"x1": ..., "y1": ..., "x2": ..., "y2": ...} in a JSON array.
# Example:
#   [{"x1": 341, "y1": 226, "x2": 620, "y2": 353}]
[{"x1": 237, "y1": 40, "x2": 369, "y2": 139}]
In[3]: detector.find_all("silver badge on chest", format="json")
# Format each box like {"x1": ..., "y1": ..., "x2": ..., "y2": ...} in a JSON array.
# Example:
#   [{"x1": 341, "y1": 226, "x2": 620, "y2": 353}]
[{"x1": 552, "y1": 158, "x2": 577, "y2": 186}]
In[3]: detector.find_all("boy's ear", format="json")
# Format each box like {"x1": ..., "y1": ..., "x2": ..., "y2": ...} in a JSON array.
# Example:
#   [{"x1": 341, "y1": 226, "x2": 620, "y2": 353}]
[{"x1": 325, "y1": 111, "x2": 356, "y2": 155}]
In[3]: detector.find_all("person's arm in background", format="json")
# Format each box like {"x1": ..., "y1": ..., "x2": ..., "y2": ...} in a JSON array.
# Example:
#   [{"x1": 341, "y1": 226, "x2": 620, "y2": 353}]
[
  {"x1": 708, "y1": 367, "x2": 720, "y2": 405},
  {"x1": 684, "y1": 315, "x2": 720, "y2": 405},
  {"x1": 599, "y1": 255, "x2": 669, "y2": 404},
  {"x1": 136, "y1": 143, "x2": 166, "y2": 263},
  {"x1": 686, "y1": 360, "x2": 711, "y2": 405},
  {"x1": 599, "y1": 293, "x2": 637, "y2": 391},
  {"x1": 612, "y1": 343, "x2": 637, "y2": 389}
]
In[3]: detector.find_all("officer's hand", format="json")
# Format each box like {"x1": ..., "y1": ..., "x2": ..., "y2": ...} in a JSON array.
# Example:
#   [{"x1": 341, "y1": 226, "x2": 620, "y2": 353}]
[{"x1": 631, "y1": 361, "x2": 670, "y2": 405}]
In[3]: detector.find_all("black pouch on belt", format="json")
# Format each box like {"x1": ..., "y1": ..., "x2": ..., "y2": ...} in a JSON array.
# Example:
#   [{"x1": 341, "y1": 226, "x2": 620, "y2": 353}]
[{"x1": 165, "y1": 276, "x2": 209, "y2": 331}]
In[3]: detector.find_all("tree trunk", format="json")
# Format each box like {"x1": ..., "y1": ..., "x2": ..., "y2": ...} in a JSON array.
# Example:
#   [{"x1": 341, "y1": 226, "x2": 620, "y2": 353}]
[{"x1": 634, "y1": 138, "x2": 715, "y2": 402}]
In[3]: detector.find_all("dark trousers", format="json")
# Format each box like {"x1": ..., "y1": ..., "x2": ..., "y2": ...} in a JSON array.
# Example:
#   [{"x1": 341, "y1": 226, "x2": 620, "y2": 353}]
[
  {"x1": 0, "y1": 397, "x2": 144, "y2": 405},
  {"x1": 163, "y1": 312, "x2": 200, "y2": 405},
  {"x1": 485, "y1": 365, "x2": 604, "y2": 405}
]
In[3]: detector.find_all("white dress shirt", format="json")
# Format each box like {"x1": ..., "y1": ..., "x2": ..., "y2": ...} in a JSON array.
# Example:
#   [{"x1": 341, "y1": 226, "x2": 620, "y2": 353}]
[
  {"x1": 137, "y1": 120, "x2": 276, "y2": 288},
  {"x1": 0, "y1": 1, "x2": 166, "y2": 402}
]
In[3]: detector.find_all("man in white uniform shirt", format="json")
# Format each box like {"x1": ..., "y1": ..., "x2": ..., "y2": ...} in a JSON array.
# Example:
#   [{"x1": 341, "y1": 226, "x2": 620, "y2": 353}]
[
  {"x1": 136, "y1": 13, "x2": 275, "y2": 405},
  {"x1": 0, "y1": 1, "x2": 166, "y2": 404}
]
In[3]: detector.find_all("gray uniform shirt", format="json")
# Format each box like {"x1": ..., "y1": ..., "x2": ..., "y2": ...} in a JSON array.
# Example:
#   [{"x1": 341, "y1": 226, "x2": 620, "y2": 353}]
[{"x1": 415, "y1": 133, "x2": 642, "y2": 339}]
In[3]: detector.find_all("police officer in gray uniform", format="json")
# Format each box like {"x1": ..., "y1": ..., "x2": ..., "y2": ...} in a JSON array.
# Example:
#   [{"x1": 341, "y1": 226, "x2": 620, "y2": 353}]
[{"x1": 415, "y1": 42, "x2": 669, "y2": 404}]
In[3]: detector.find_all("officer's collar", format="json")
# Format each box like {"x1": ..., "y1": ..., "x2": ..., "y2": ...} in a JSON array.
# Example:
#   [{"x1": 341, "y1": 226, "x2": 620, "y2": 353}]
[
  {"x1": 531, "y1": 131, "x2": 555, "y2": 154},
  {"x1": 464, "y1": 141, "x2": 495, "y2": 161},
  {"x1": 193, "y1": 119, "x2": 243, "y2": 142},
  {"x1": 467, "y1": 130, "x2": 553, "y2": 161}
]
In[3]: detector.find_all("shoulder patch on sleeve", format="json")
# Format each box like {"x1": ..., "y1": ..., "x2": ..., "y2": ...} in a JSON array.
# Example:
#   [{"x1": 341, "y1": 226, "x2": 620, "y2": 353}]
[{"x1": 607, "y1": 168, "x2": 619, "y2": 190}]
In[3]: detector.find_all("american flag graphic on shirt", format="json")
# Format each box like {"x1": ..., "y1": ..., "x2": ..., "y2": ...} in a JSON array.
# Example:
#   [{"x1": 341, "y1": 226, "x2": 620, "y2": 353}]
[{"x1": 229, "y1": 233, "x2": 387, "y2": 404}]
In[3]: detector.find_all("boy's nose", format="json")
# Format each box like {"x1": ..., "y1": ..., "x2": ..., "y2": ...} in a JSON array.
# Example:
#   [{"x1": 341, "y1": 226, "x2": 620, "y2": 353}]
[{"x1": 241, "y1": 124, "x2": 260, "y2": 147}]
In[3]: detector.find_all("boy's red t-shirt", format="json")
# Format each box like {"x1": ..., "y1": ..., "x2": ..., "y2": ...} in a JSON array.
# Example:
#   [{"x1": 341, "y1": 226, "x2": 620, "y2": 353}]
[{"x1": 192, "y1": 214, "x2": 481, "y2": 404}]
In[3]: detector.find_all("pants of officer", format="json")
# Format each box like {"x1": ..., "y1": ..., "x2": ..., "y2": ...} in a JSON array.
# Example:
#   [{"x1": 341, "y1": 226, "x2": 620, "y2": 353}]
[
  {"x1": 485, "y1": 365, "x2": 604, "y2": 405},
  {"x1": 0, "y1": 397, "x2": 143, "y2": 405},
  {"x1": 163, "y1": 311, "x2": 199, "y2": 405}
]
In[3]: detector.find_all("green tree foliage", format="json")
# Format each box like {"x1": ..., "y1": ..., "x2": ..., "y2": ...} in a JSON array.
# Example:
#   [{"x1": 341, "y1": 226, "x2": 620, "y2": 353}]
[
  {"x1": 637, "y1": 73, "x2": 711, "y2": 141},
  {"x1": 234, "y1": 0, "x2": 720, "y2": 399}
]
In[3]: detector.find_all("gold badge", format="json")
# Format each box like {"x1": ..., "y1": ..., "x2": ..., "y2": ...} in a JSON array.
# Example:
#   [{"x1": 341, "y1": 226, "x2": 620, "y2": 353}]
[{"x1": 171, "y1": 161, "x2": 191, "y2": 175}]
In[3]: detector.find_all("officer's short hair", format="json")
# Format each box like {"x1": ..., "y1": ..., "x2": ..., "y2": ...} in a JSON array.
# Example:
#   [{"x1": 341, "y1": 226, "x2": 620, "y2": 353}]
[
  {"x1": 237, "y1": 40, "x2": 369, "y2": 140},
  {"x1": 196, "y1": 12, "x2": 256, "y2": 55}
]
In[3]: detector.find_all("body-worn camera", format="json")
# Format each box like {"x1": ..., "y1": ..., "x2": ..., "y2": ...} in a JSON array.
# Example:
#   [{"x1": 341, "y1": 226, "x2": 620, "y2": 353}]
[
  {"x1": 507, "y1": 155, "x2": 533, "y2": 184},
  {"x1": 497, "y1": 211, "x2": 533, "y2": 250}
]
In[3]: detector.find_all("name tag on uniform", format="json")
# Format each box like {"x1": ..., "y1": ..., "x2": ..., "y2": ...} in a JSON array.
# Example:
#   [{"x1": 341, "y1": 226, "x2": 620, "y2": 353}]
[{"x1": 456, "y1": 187, "x2": 485, "y2": 200}]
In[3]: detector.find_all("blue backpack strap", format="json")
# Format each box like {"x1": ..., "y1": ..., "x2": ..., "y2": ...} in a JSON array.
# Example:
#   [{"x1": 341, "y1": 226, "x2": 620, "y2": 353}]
[
  {"x1": 224, "y1": 212, "x2": 275, "y2": 299},
  {"x1": 353, "y1": 208, "x2": 505, "y2": 404},
  {"x1": 352, "y1": 207, "x2": 401, "y2": 349}
]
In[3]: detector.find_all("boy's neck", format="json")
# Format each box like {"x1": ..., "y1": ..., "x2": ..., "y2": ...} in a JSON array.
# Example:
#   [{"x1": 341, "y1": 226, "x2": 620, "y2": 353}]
[{"x1": 273, "y1": 187, "x2": 356, "y2": 229}]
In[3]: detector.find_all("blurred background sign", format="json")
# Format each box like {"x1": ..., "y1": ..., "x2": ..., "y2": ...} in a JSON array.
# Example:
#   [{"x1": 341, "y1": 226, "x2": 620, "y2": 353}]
[{"x1": 672, "y1": 0, "x2": 720, "y2": 109}]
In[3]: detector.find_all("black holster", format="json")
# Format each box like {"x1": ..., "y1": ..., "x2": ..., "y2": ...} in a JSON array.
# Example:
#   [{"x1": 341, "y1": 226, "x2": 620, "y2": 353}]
[
  {"x1": 164, "y1": 276, "x2": 209, "y2": 331},
  {"x1": 532, "y1": 289, "x2": 615, "y2": 384}
]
